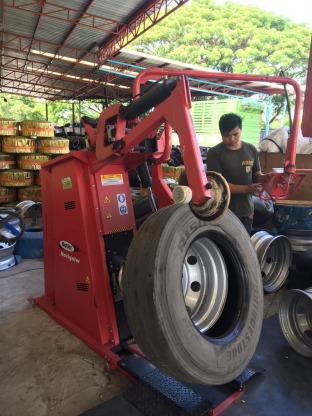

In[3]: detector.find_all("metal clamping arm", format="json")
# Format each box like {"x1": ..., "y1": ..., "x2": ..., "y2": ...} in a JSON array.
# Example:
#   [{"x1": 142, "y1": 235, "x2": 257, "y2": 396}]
[{"x1": 95, "y1": 76, "x2": 211, "y2": 206}]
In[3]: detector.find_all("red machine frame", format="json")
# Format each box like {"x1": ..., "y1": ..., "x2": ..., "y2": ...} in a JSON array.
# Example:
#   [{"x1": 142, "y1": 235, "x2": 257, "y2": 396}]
[
  {"x1": 34, "y1": 68, "x2": 305, "y2": 364},
  {"x1": 132, "y1": 68, "x2": 306, "y2": 200},
  {"x1": 33, "y1": 69, "x2": 307, "y2": 415}
]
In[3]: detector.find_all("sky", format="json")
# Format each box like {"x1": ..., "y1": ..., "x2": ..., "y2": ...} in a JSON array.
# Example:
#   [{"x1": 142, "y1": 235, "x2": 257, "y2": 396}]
[{"x1": 215, "y1": 0, "x2": 312, "y2": 29}]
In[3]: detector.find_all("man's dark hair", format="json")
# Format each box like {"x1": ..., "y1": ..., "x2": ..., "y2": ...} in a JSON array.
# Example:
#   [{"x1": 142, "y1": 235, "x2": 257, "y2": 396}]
[{"x1": 219, "y1": 113, "x2": 242, "y2": 135}]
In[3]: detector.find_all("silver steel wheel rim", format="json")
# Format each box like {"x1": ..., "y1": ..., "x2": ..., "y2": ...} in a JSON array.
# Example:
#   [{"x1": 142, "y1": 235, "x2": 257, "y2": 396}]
[
  {"x1": 16, "y1": 200, "x2": 42, "y2": 228},
  {"x1": 15, "y1": 200, "x2": 35, "y2": 215},
  {"x1": 0, "y1": 241, "x2": 16, "y2": 271},
  {"x1": 279, "y1": 287, "x2": 312, "y2": 357},
  {"x1": 251, "y1": 231, "x2": 292, "y2": 293},
  {"x1": 182, "y1": 236, "x2": 228, "y2": 332}
]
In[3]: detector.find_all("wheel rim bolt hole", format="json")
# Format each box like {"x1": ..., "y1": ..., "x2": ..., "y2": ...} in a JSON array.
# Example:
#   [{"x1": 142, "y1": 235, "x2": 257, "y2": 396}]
[
  {"x1": 296, "y1": 306, "x2": 305, "y2": 315},
  {"x1": 191, "y1": 281, "x2": 201, "y2": 292},
  {"x1": 187, "y1": 255, "x2": 197, "y2": 265}
]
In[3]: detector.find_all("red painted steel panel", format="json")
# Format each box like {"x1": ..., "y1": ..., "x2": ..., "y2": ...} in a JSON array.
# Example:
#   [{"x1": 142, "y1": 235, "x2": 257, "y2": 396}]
[
  {"x1": 39, "y1": 153, "x2": 137, "y2": 349},
  {"x1": 94, "y1": 165, "x2": 136, "y2": 234}
]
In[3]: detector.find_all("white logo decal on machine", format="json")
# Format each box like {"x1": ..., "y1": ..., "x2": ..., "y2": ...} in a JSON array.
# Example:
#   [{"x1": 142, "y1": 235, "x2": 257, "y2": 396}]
[
  {"x1": 60, "y1": 251, "x2": 80, "y2": 263},
  {"x1": 59, "y1": 240, "x2": 80, "y2": 262},
  {"x1": 59, "y1": 240, "x2": 75, "y2": 252}
]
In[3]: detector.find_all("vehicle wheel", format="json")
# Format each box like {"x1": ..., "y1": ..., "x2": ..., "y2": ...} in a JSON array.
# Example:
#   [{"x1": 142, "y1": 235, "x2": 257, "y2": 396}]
[{"x1": 122, "y1": 204, "x2": 263, "y2": 385}]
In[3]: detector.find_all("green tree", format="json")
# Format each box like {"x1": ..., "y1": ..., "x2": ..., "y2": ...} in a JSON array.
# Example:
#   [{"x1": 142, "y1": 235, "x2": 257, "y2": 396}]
[
  {"x1": 0, "y1": 94, "x2": 105, "y2": 127},
  {"x1": 130, "y1": 0, "x2": 311, "y2": 127},
  {"x1": 131, "y1": 0, "x2": 311, "y2": 83},
  {"x1": 48, "y1": 100, "x2": 104, "y2": 126},
  {"x1": 0, "y1": 94, "x2": 46, "y2": 121}
]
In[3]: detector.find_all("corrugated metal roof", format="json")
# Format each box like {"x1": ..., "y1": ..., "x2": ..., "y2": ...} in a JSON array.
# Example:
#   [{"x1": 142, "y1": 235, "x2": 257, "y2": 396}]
[{"x1": 0, "y1": 0, "x2": 286, "y2": 102}]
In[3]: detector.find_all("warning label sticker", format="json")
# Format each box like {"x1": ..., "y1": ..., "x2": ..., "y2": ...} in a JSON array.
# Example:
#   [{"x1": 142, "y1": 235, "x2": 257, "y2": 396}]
[
  {"x1": 61, "y1": 177, "x2": 72, "y2": 189},
  {"x1": 101, "y1": 174, "x2": 123, "y2": 186}
]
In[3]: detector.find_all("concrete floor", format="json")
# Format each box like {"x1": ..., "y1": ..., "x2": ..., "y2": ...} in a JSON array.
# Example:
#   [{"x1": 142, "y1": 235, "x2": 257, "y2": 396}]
[
  {"x1": 0, "y1": 258, "x2": 132, "y2": 416},
  {"x1": 0, "y1": 257, "x2": 285, "y2": 416}
]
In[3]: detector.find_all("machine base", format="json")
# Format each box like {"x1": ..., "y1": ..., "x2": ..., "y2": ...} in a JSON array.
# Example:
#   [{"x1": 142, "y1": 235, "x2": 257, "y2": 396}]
[
  {"x1": 79, "y1": 314, "x2": 312, "y2": 416},
  {"x1": 80, "y1": 352, "x2": 248, "y2": 416},
  {"x1": 31, "y1": 294, "x2": 255, "y2": 415}
]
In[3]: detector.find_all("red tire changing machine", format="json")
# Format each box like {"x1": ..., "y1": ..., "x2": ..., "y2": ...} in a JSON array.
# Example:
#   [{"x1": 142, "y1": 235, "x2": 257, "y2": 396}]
[{"x1": 33, "y1": 69, "x2": 305, "y2": 415}]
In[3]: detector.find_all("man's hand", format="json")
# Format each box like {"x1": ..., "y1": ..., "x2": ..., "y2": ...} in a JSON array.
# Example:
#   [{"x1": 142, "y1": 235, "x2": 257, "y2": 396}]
[
  {"x1": 245, "y1": 183, "x2": 263, "y2": 196},
  {"x1": 253, "y1": 171, "x2": 274, "y2": 184}
]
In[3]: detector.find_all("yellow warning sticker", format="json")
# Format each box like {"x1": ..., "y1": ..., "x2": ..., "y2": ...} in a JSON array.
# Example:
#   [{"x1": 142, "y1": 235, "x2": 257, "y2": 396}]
[
  {"x1": 86, "y1": 276, "x2": 90, "y2": 284},
  {"x1": 101, "y1": 174, "x2": 123, "y2": 186},
  {"x1": 106, "y1": 213, "x2": 112, "y2": 219},
  {"x1": 104, "y1": 196, "x2": 110, "y2": 203}
]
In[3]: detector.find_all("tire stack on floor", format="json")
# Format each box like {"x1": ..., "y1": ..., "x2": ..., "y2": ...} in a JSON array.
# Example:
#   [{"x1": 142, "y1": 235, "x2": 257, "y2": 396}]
[
  {"x1": 0, "y1": 118, "x2": 20, "y2": 207},
  {"x1": 0, "y1": 119, "x2": 70, "y2": 259},
  {"x1": 0, "y1": 131, "x2": 43, "y2": 204},
  {"x1": 0, "y1": 119, "x2": 70, "y2": 206}
]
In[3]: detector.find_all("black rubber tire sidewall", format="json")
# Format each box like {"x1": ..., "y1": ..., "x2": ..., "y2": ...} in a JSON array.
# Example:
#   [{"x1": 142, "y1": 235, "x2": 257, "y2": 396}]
[
  {"x1": 296, "y1": 249, "x2": 312, "y2": 272},
  {"x1": 123, "y1": 204, "x2": 263, "y2": 385}
]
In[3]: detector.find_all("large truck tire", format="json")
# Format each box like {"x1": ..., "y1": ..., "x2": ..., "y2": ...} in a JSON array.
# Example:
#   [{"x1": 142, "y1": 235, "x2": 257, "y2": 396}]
[{"x1": 122, "y1": 204, "x2": 263, "y2": 385}]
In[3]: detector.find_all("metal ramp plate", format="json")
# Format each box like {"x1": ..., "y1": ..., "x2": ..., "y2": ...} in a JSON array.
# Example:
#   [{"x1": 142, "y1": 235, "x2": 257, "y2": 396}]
[
  {"x1": 123, "y1": 368, "x2": 213, "y2": 416},
  {"x1": 80, "y1": 351, "x2": 260, "y2": 416}
]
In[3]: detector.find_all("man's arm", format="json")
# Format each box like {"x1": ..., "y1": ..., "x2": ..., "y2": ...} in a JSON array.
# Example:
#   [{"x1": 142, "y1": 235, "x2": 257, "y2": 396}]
[
  {"x1": 229, "y1": 171, "x2": 273, "y2": 195},
  {"x1": 228, "y1": 182, "x2": 262, "y2": 195},
  {"x1": 253, "y1": 170, "x2": 274, "y2": 184}
]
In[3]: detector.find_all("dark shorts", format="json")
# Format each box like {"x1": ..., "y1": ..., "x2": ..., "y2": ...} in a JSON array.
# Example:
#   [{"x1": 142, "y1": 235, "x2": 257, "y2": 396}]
[{"x1": 239, "y1": 214, "x2": 253, "y2": 235}]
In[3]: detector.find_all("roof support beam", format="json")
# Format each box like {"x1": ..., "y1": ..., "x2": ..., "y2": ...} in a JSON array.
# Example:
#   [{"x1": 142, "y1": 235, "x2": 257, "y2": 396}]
[
  {"x1": 35, "y1": 0, "x2": 96, "y2": 86},
  {"x1": 0, "y1": 1, "x2": 192, "y2": 99},
  {"x1": 98, "y1": 0, "x2": 190, "y2": 63},
  {"x1": 1, "y1": 31, "x2": 99, "y2": 65},
  {"x1": 3, "y1": 1, "x2": 127, "y2": 35}
]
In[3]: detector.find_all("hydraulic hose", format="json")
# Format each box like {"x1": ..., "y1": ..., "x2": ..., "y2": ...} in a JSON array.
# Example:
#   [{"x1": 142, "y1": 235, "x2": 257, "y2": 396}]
[{"x1": 119, "y1": 79, "x2": 177, "y2": 121}]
